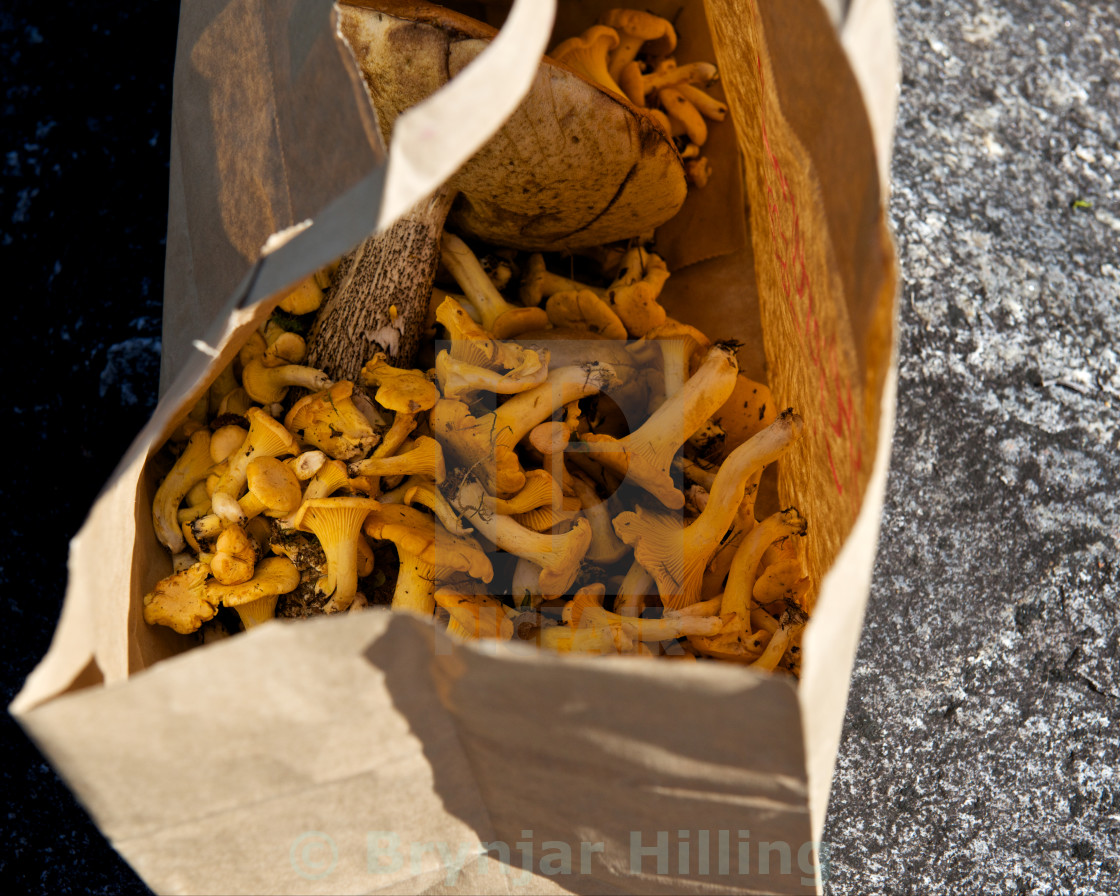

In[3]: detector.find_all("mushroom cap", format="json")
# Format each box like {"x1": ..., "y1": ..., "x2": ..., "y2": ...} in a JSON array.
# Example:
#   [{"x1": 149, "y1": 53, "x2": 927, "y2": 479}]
[
  {"x1": 339, "y1": 1, "x2": 686, "y2": 250},
  {"x1": 210, "y1": 424, "x2": 248, "y2": 464},
  {"x1": 211, "y1": 556, "x2": 301, "y2": 608},
  {"x1": 364, "y1": 503, "x2": 493, "y2": 582},
  {"x1": 142, "y1": 562, "x2": 219, "y2": 634},
  {"x1": 284, "y1": 380, "x2": 379, "y2": 461},
  {"x1": 245, "y1": 456, "x2": 303, "y2": 514},
  {"x1": 528, "y1": 420, "x2": 572, "y2": 455},
  {"x1": 244, "y1": 406, "x2": 301, "y2": 455},
  {"x1": 564, "y1": 583, "x2": 607, "y2": 628},
  {"x1": 278, "y1": 277, "x2": 325, "y2": 316},
  {"x1": 289, "y1": 496, "x2": 382, "y2": 544},
  {"x1": 549, "y1": 25, "x2": 624, "y2": 97},
  {"x1": 359, "y1": 353, "x2": 440, "y2": 414},
  {"x1": 434, "y1": 588, "x2": 513, "y2": 640},
  {"x1": 494, "y1": 469, "x2": 567, "y2": 515},
  {"x1": 545, "y1": 290, "x2": 628, "y2": 339},
  {"x1": 211, "y1": 524, "x2": 258, "y2": 585},
  {"x1": 644, "y1": 319, "x2": 712, "y2": 375},
  {"x1": 599, "y1": 8, "x2": 678, "y2": 58}
]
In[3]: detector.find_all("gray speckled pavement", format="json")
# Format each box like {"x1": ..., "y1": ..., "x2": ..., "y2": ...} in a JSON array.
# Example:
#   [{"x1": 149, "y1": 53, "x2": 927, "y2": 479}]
[{"x1": 823, "y1": 1, "x2": 1120, "y2": 894}]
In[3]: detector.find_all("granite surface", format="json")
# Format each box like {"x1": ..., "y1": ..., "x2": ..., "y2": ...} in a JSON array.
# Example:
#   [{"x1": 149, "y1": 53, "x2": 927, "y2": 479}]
[{"x1": 2, "y1": 1, "x2": 1117, "y2": 894}]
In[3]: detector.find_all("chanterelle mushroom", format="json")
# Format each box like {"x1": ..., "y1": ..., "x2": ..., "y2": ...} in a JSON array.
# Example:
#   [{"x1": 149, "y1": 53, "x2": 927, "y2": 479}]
[
  {"x1": 142, "y1": 562, "x2": 220, "y2": 635},
  {"x1": 599, "y1": 8, "x2": 677, "y2": 82},
  {"x1": 152, "y1": 429, "x2": 213, "y2": 554},
  {"x1": 613, "y1": 411, "x2": 805, "y2": 610},
  {"x1": 304, "y1": 0, "x2": 687, "y2": 378}
]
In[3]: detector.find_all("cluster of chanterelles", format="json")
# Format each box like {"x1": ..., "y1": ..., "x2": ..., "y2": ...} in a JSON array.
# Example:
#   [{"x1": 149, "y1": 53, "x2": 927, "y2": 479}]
[
  {"x1": 550, "y1": 8, "x2": 727, "y2": 188},
  {"x1": 143, "y1": 2, "x2": 812, "y2": 674},
  {"x1": 144, "y1": 228, "x2": 813, "y2": 674}
]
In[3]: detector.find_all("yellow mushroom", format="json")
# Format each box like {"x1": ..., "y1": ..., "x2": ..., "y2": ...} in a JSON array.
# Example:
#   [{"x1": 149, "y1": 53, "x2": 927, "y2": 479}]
[
  {"x1": 209, "y1": 524, "x2": 259, "y2": 586},
  {"x1": 298, "y1": 459, "x2": 353, "y2": 503},
  {"x1": 545, "y1": 290, "x2": 628, "y2": 339},
  {"x1": 511, "y1": 503, "x2": 582, "y2": 533},
  {"x1": 749, "y1": 608, "x2": 807, "y2": 672},
  {"x1": 718, "y1": 507, "x2": 808, "y2": 640},
  {"x1": 395, "y1": 477, "x2": 472, "y2": 536},
  {"x1": 210, "y1": 424, "x2": 248, "y2": 464},
  {"x1": 533, "y1": 623, "x2": 628, "y2": 655},
  {"x1": 284, "y1": 380, "x2": 379, "y2": 461},
  {"x1": 288, "y1": 497, "x2": 381, "y2": 614},
  {"x1": 675, "y1": 82, "x2": 728, "y2": 121},
  {"x1": 659, "y1": 87, "x2": 708, "y2": 147},
  {"x1": 519, "y1": 253, "x2": 608, "y2": 308},
  {"x1": 452, "y1": 474, "x2": 592, "y2": 595},
  {"x1": 493, "y1": 469, "x2": 573, "y2": 516},
  {"x1": 238, "y1": 330, "x2": 267, "y2": 369},
  {"x1": 240, "y1": 358, "x2": 331, "y2": 405},
  {"x1": 262, "y1": 320, "x2": 307, "y2": 367},
  {"x1": 363, "y1": 504, "x2": 493, "y2": 617},
  {"x1": 142, "y1": 562, "x2": 221, "y2": 634},
  {"x1": 599, "y1": 9, "x2": 677, "y2": 82},
  {"x1": 277, "y1": 275, "x2": 325, "y2": 316},
  {"x1": 579, "y1": 343, "x2": 740, "y2": 509},
  {"x1": 527, "y1": 421, "x2": 579, "y2": 498},
  {"x1": 564, "y1": 588, "x2": 721, "y2": 642},
  {"x1": 209, "y1": 556, "x2": 301, "y2": 630},
  {"x1": 288, "y1": 449, "x2": 328, "y2": 481},
  {"x1": 435, "y1": 295, "x2": 548, "y2": 375},
  {"x1": 238, "y1": 456, "x2": 303, "y2": 519},
  {"x1": 176, "y1": 479, "x2": 212, "y2": 527},
  {"x1": 359, "y1": 352, "x2": 439, "y2": 461},
  {"x1": 431, "y1": 399, "x2": 527, "y2": 498},
  {"x1": 605, "y1": 247, "x2": 671, "y2": 337},
  {"x1": 217, "y1": 387, "x2": 254, "y2": 417},
  {"x1": 212, "y1": 407, "x2": 300, "y2": 500},
  {"x1": 550, "y1": 25, "x2": 626, "y2": 99},
  {"x1": 152, "y1": 429, "x2": 214, "y2": 554},
  {"x1": 613, "y1": 559, "x2": 655, "y2": 618},
  {"x1": 754, "y1": 558, "x2": 810, "y2": 605},
  {"x1": 431, "y1": 362, "x2": 617, "y2": 498},
  {"x1": 349, "y1": 435, "x2": 446, "y2": 485},
  {"x1": 434, "y1": 349, "x2": 549, "y2": 401},
  {"x1": 434, "y1": 588, "x2": 515, "y2": 640},
  {"x1": 613, "y1": 410, "x2": 804, "y2": 609},
  {"x1": 440, "y1": 233, "x2": 548, "y2": 339},
  {"x1": 619, "y1": 58, "x2": 718, "y2": 107},
  {"x1": 205, "y1": 454, "x2": 303, "y2": 530}
]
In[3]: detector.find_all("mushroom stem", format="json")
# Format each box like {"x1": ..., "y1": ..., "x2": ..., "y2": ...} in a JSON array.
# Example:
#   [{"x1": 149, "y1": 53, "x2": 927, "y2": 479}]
[
  {"x1": 391, "y1": 555, "x2": 437, "y2": 616},
  {"x1": 453, "y1": 476, "x2": 591, "y2": 594},
  {"x1": 441, "y1": 232, "x2": 548, "y2": 338},
  {"x1": 720, "y1": 508, "x2": 808, "y2": 637},
  {"x1": 305, "y1": 187, "x2": 456, "y2": 378},
  {"x1": 614, "y1": 560, "x2": 654, "y2": 617},
  {"x1": 152, "y1": 429, "x2": 213, "y2": 554}
]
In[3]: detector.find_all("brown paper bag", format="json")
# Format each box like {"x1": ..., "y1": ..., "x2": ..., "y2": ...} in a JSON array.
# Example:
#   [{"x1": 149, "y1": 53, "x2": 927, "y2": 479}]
[{"x1": 11, "y1": 0, "x2": 899, "y2": 892}]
